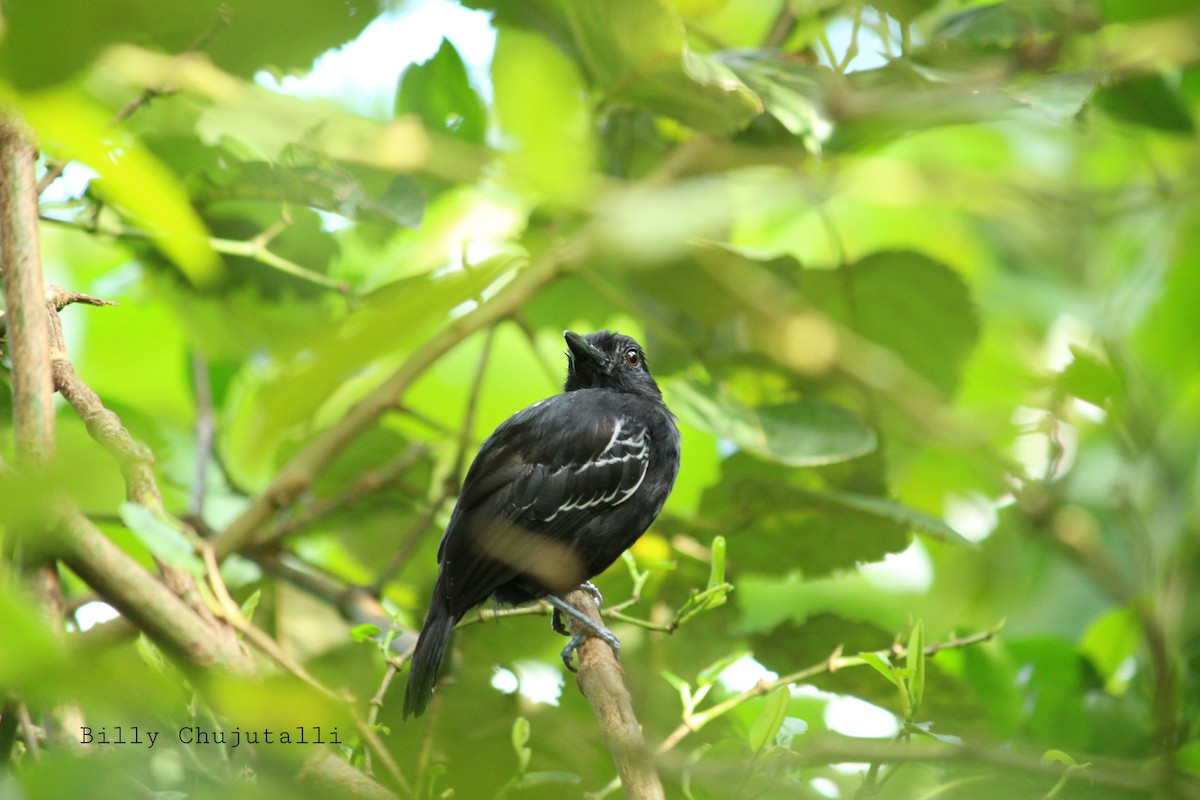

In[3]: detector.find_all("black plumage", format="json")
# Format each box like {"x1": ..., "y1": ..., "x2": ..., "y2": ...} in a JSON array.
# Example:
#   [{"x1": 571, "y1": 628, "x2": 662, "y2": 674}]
[{"x1": 403, "y1": 330, "x2": 681, "y2": 718}]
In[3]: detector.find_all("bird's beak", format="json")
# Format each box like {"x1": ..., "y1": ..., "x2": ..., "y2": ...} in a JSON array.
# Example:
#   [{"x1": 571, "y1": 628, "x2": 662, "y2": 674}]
[{"x1": 564, "y1": 330, "x2": 606, "y2": 367}]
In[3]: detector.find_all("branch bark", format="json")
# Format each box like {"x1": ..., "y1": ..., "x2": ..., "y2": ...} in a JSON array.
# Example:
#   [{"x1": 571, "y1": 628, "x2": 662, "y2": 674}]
[
  {"x1": 54, "y1": 504, "x2": 253, "y2": 671},
  {"x1": 560, "y1": 588, "x2": 664, "y2": 800},
  {"x1": 1, "y1": 112, "x2": 54, "y2": 467}
]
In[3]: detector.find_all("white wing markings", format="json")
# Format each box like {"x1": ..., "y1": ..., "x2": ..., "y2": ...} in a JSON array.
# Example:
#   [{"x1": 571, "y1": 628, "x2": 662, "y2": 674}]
[{"x1": 541, "y1": 417, "x2": 649, "y2": 521}]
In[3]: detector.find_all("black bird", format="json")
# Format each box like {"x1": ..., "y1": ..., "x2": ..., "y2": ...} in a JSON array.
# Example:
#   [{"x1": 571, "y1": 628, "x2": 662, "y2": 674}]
[{"x1": 403, "y1": 330, "x2": 681, "y2": 718}]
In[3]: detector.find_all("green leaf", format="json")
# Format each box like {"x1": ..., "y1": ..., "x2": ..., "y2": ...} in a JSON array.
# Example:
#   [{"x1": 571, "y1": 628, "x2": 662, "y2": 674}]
[
  {"x1": 707, "y1": 535, "x2": 727, "y2": 590},
  {"x1": 778, "y1": 486, "x2": 968, "y2": 544},
  {"x1": 934, "y1": 2, "x2": 1067, "y2": 50},
  {"x1": 493, "y1": 26, "x2": 597, "y2": 206},
  {"x1": 194, "y1": 162, "x2": 425, "y2": 229},
  {"x1": 857, "y1": 652, "x2": 901, "y2": 688},
  {"x1": 513, "y1": 772, "x2": 584, "y2": 788},
  {"x1": 1060, "y1": 346, "x2": 1121, "y2": 409},
  {"x1": 747, "y1": 687, "x2": 790, "y2": 752},
  {"x1": 350, "y1": 623, "x2": 381, "y2": 643},
  {"x1": 488, "y1": 0, "x2": 761, "y2": 135},
  {"x1": 1093, "y1": 72, "x2": 1196, "y2": 134},
  {"x1": 0, "y1": 0, "x2": 375, "y2": 87},
  {"x1": 222, "y1": 253, "x2": 521, "y2": 486},
  {"x1": 239, "y1": 589, "x2": 262, "y2": 623},
  {"x1": 118, "y1": 502, "x2": 204, "y2": 576},
  {"x1": 1079, "y1": 607, "x2": 1139, "y2": 695},
  {"x1": 669, "y1": 380, "x2": 876, "y2": 467},
  {"x1": 906, "y1": 720, "x2": 963, "y2": 745},
  {"x1": 512, "y1": 716, "x2": 532, "y2": 775},
  {"x1": 906, "y1": 619, "x2": 925, "y2": 717},
  {"x1": 1042, "y1": 749, "x2": 1080, "y2": 767},
  {"x1": 832, "y1": 251, "x2": 979, "y2": 396},
  {"x1": 0, "y1": 582, "x2": 67, "y2": 690},
  {"x1": 22, "y1": 87, "x2": 221, "y2": 287},
  {"x1": 873, "y1": 0, "x2": 938, "y2": 23},
  {"x1": 1005, "y1": 71, "x2": 1098, "y2": 121},
  {"x1": 396, "y1": 38, "x2": 488, "y2": 145},
  {"x1": 716, "y1": 52, "x2": 830, "y2": 151}
]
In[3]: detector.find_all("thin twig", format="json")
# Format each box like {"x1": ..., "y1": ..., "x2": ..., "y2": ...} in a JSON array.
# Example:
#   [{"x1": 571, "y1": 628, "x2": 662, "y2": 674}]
[
  {"x1": 51, "y1": 344, "x2": 161, "y2": 509},
  {"x1": 657, "y1": 624, "x2": 1002, "y2": 754},
  {"x1": 190, "y1": 351, "x2": 215, "y2": 519},
  {"x1": 363, "y1": 662, "x2": 399, "y2": 777},
  {"x1": 368, "y1": 488, "x2": 453, "y2": 596},
  {"x1": 199, "y1": 546, "x2": 414, "y2": 797},
  {"x1": 267, "y1": 445, "x2": 429, "y2": 542},
  {"x1": 36, "y1": 215, "x2": 351, "y2": 294},
  {"x1": 209, "y1": 236, "x2": 351, "y2": 293}
]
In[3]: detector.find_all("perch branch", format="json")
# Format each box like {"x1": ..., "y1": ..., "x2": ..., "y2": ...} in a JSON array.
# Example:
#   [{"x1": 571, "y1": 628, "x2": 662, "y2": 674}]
[{"x1": 559, "y1": 588, "x2": 665, "y2": 800}]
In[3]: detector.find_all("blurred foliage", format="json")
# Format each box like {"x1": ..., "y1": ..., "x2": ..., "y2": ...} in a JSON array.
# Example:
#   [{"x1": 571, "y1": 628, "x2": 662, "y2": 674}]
[{"x1": 2, "y1": 0, "x2": 1200, "y2": 798}]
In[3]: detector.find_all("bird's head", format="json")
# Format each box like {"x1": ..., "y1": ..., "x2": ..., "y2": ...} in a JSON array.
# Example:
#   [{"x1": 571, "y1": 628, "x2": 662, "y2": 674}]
[{"x1": 563, "y1": 330, "x2": 663, "y2": 399}]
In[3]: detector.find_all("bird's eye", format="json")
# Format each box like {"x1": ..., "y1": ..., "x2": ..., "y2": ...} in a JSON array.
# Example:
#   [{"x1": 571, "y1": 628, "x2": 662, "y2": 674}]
[{"x1": 624, "y1": 348, "x2": 641, "y2": 368}]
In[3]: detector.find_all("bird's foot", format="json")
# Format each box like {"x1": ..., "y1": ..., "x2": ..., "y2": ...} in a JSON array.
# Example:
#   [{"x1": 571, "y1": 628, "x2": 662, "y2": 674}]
[
  {"x1": 560, "y1": 626, "x2": 621, "y2": 673},
  {"x1": 545, "y1": 592, "x2": 621, "y2": 672},
  {"x1": 551, "y1": 581, "x2": 605, "y2": 637}
]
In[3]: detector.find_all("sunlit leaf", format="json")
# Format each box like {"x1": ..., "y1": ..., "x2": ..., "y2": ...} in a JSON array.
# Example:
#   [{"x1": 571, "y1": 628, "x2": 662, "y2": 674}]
[
  {"x1": 22, "y1": 87, "x2": 221, "y2": 286},
  {"x1": 747, "y1": 687, "x2": 790, "y2": 752}
]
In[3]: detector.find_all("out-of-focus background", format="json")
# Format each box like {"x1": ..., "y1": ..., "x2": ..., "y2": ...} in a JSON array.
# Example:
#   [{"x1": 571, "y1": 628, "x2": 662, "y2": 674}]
[{"x1": 2, "y1": 0, "x2": 1199, "y2": 797}]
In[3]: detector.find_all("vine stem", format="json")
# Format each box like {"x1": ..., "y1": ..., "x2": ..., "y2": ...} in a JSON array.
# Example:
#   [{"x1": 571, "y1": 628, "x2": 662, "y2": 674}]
[{"x1": 657, "y1": 624, "x2": 1001, "y2": 754}]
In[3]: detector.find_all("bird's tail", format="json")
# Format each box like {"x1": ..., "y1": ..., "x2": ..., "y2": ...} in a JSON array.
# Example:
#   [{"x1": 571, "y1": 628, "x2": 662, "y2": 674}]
[{"x1": 403, "y1": 577, "x2": 457, "y2": 719}]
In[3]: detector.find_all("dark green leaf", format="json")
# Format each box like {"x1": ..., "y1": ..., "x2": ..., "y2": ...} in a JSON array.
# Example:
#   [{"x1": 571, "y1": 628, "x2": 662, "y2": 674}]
[
  {"x1": 817, "y1": 251, "x2": 980, "y2": 396},
  {"x1": 669, "y1": 379, "x2": 876, "y2": 467},
  {"x1": 396, "y1": 38, "x2": 488, "y2": 145},
  {"x1": 0, "y1": 0, "x2": 375, "y2": 90},
  {"x1": 194, "y1": 162, "x2": 425, "y2": 228},
  {"x1": 1093, "y1": 72, "x2": 1196, "y2": 134}
]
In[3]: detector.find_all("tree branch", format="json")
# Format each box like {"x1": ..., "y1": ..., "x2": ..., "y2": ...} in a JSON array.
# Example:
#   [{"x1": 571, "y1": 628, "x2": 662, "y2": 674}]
[
  {"x1": 53, "y1": 503, "x2": 253, "y2": 671},
  {"x1": 559, "y1": 588, "x2": 664, "y2": 800},
  {"x1": 1, "y1": 112, "x2": 54, "y2": 468}
]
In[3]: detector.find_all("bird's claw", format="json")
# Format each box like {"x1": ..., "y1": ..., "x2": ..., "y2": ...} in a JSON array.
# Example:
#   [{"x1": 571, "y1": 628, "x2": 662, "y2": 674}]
[
  {"x1": 551, "y1": 582, "x2": 605, "y2": 637},
  {"x1": 561, "y1": 626, "x2": 621, "y2": 673},
  {"x1": 545, "y1": 590, "x2": 621, "y2": 671},
  {"x1": 551, "y1": 607, "x2": 569, "y2": 637},
  {"x1": 580, "y1": 580, "x2": 604, "y2": 608}
]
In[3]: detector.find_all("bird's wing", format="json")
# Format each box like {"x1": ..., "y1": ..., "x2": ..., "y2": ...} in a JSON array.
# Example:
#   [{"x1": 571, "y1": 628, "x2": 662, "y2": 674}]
[{"x1": 438, "y1": 394, "x2": 652, "y2": 612}]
